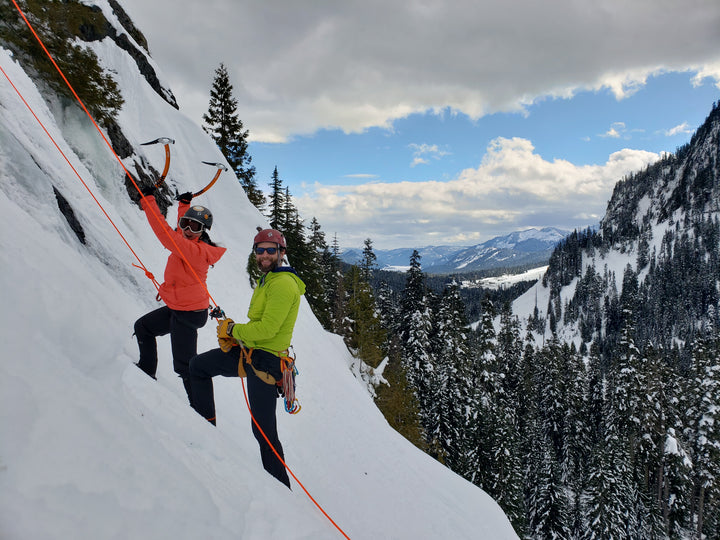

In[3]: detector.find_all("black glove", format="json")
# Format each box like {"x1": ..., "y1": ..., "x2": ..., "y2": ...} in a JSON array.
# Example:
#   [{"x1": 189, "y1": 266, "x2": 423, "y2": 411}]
[
  {"x1": 141, "y1": 185, "x2": 157, "y2": 197},
  {"x1": 176, "y1": 191, "x2": 193, "y2": 204}
]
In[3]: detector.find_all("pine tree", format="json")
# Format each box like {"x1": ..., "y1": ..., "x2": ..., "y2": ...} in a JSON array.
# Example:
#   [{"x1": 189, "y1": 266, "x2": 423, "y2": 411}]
[
  {"x1": 432, "y1": 283, "x2": 470, "y2": 465},
  {"x1": 660, "y1": 427, "x2": 693, "y2": 537},
  {"x1": 266, "y1": 166, "x2": 284, "y2": 229},
  {"x1": 306, "y1": 217, "x2": 332, "y2": 328},
  {"x1": 527, "y1": 440, "x2": 573, "y2": 539},
  {"x1": 344, "y1": 265, "x2": 386, "y2": 369},
  {"x1": 582, "y1": 405, "x2": 638, "y2": 539},
  {"x1": 328, "y1": 234, "x2": 348, "y2": 336},
  {"x1": 202, "y1": 63, "x2": 264, "y2": 208},
  {"x1": 464, "y1": 298, "x2": 498, "y2": 488},
  {"x1": 360, "y1": 238, "x2": 377, "y2": 281},
  {"x1": 399, "y1": 250, "x2": 435, "y2": 446},
  {"x1": 686, "y1": 328, "x2": 720, "y2": 538},
  {"x1": 487, "y1": 303, "x2": 526, "y2": 532},
  {"x1": 374, "y1": 332, "x2": 425, "y2": 449}
]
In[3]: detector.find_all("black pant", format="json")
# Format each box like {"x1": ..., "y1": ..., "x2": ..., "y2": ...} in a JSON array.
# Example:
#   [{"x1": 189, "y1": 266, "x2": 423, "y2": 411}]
[
  {"x1": 134, "y1": 306, "x2": 208, "y2": 383},
  {"x1": 189, "y1": 347, "x2": 291, "y2": 488}
]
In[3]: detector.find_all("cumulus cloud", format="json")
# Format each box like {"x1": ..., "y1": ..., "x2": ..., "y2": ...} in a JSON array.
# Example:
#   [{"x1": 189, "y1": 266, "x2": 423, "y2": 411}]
[
  {"x1": 296, "y1": 137, "x2": 661, "y2": 248},
  {"x1": 122, "y1": 0, "x2": 720, "y2": 142}
]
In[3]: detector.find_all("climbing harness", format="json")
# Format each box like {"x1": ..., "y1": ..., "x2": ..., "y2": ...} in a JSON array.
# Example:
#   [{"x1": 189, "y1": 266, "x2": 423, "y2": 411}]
[
  {"x1": 9, "y1": 2, "x2": 348, "y2": 536},
  {"x1": 140, "y1": 137, "x2": 174, "y2": 187},
  {"x1": 237, "y1": 345, "x2": 301, "y2": 414}
]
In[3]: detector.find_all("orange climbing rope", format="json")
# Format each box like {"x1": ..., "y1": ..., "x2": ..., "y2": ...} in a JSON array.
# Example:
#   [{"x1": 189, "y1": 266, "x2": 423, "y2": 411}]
[
  {"x1": 9, "y1": 0, "x2": 219, "y2": 308},
  {"x1": 0, "y1": 63, "x2": 160, "y2": 291},
  {"x1": 8, "y1": 2, "x2": 352, "y2": 537},
  {"x1": 240, "y1": 377, "x2": 351, "y2": 540}
]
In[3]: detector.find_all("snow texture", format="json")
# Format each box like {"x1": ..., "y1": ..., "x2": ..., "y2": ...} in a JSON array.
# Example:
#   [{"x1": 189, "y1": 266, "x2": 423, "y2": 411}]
[{"x1": 0, "y1": 3, "x2": 517, "y2": 538}]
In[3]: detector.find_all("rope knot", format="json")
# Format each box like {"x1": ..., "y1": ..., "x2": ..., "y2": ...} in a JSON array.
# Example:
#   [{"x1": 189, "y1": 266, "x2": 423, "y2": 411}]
[{"x1": 132, "y1": 263, "x2": 160, "y2": 289}]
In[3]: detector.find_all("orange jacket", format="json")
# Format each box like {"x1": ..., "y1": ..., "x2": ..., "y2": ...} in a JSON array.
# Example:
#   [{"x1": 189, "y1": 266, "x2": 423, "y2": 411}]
[{"x1": 140, "y1": 196, "x2": 226, "y2": 311}]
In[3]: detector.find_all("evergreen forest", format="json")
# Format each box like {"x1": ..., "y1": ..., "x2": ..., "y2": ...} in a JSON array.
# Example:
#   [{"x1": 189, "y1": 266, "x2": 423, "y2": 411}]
[{"x1": 204, "y1": 63, "x2": 720, "y2": 539}]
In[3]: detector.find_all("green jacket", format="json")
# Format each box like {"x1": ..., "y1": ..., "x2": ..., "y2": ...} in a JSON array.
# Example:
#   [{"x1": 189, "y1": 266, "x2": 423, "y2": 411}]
[{"x1": 231, "y1": 267, "x2": 306, "y2": 355}]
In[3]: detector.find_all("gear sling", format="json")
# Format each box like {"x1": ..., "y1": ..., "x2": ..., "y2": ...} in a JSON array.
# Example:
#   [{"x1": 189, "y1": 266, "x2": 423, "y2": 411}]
[{"x1": 239, "y1": 346, "x2": 301, "y2": 414}]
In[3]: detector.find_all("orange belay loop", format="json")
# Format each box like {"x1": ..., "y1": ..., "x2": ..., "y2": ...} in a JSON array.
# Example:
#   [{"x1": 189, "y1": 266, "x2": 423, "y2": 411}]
[{"x1": 10, "y1": 2, "x2": 350, "y2": 537}]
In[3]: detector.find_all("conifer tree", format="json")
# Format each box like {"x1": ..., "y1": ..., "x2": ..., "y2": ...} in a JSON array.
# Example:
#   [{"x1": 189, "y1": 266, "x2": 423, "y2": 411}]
[
  {"x1": 486, "y1": 303, "x2": 526, "y2": 531},
  {"x1": 202, "y1": 63, "x2": 264, "y2": 208},
  {"x1": 360, "y1": 238, "x2": 377, "y2": 281},
  {"x1": 374, "y1": 331, "x2": 425, "y2": 450},
  {"x1": 306, "y1": 217, "x2": 332, "y2": 328},
  {"x1": 685, "y1": 328, "x2": 720, "y2": 538},
  {"x1": 375, "y1": 280, "x2": 400, "y2": 342},
  {"x1": 266, "y1": 166, "x2": 284, "y2": 229},
  {"x1": 431, "y1": 283, "x2": 470, "y2": 464},
  {"x1": 661, "y1": 428, "x2": 692, "y2": 537},
  {"x1": 344, "y1": 265, "x2": 386, "y2": 369},
  {"x1": 399, "y1": 250, "x2": 436, "y2": 444},
  {"x1": 582, "y1": 405, "x2": 638, "y2": 539},
  {"x1": 328, "y1": 234, "x2": 348, "y2": 336},
  {"x1": 527, "y1": 440, "x2": 573, "y2": 539}
]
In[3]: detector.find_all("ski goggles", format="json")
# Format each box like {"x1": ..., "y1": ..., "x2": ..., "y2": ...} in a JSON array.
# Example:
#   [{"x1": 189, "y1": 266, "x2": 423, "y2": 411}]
[
  {"x1": 255, "y1": 246, "x2": 279, "y2": 255},
  {"x1": 179, "y1": 217, "x2": 204, "y2": 233}
]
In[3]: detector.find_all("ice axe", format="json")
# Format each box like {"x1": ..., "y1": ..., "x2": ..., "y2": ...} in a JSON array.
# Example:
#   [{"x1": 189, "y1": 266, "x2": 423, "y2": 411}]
[
  {"x1": 192, "y1": 161, "x2": 228, "y2": 197},
  {"x1": 140, "y1": 137, "x2": 175, "y2": 187}
]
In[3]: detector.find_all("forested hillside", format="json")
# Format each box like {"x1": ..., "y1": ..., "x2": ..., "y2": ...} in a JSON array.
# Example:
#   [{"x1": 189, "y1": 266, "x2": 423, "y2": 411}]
[{"x1": 338, "y1": 101, "x2": 720, "y2": 539}]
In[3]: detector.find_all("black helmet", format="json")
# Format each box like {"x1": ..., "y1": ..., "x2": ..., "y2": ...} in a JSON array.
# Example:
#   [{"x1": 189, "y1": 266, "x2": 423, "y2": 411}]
[{"x1": 182, "y1": 205, "x2": 213, "y2": 230}]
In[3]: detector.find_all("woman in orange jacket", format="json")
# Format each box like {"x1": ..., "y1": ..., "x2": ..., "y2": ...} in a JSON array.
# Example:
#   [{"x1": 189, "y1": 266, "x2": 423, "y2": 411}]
[{"x1": 134, "y1": 189, "x2": 226, "y2": 406}]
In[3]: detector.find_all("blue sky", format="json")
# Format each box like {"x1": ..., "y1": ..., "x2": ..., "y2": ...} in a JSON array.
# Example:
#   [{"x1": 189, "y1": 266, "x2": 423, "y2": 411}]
[
  {"x1": 122, "y1": 0, "x2": 720, "y2": 249},
  {"x1": 251, "y1": 72, "x2": 716, "y2": 185}
]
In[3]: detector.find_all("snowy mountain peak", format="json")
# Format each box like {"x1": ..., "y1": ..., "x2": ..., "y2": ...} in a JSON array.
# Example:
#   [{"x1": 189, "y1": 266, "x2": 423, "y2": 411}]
[{"x1": 341, "y1": 226, "x2": 571, "y2": 274}]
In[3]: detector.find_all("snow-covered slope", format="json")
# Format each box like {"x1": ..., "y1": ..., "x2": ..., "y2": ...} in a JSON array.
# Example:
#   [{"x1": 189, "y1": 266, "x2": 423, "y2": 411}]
[
  {"x1": 510, "y1": 101, "x2": 720, "y2": 351},
  {"x1": 0, "y1": 2, "x2": 517, "y2": 539}
]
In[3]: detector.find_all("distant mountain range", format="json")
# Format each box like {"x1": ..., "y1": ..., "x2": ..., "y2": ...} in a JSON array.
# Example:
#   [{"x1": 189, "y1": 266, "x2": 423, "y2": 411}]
[{"x1": 340, "y1": 227, "x2": 572, "y2": 274}]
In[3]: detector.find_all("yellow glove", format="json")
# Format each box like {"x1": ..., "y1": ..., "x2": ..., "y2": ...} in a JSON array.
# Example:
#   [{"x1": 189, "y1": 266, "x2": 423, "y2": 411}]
[
  {"x1": 217, "y1": 318, "x2": 238, "y2": 353},
  {"x1": 217, "y1": 318, "x2": 235, "y2": 338}
]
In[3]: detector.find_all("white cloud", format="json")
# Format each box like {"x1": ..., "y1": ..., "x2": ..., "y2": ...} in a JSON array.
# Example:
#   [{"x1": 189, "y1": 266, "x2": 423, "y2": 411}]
[
  {"x1": 691, "y1": 62, "x2": 720, "y2": 89},
  {"x1": 601, "y1": 122, "x2": 627, "y2": 139},
  {"x1": 345, "y1": 173, "x2": 379, "y2": 179},
  {"x1": 122, "y1": 0, "x2": 720, "y2": 143},
  {"x1": 665, "y1": 122, "x2": 692, "y2": 136},
  {"x1": 296, "y1": 137, "x2": 661, "y2": 248},
  {"x1": 409, "y1": 143, "x2": 449, "y2": 167}
]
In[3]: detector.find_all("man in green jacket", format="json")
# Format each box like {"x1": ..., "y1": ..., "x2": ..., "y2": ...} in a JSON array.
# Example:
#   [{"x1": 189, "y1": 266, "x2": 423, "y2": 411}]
[{"x1": 189, "y1": 228, "x2": 305, "y2": 488}]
